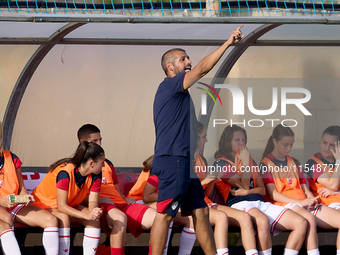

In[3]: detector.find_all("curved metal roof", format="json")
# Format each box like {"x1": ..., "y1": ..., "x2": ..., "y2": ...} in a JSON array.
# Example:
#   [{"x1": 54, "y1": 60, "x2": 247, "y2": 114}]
[{"x1": 1, "y1": 18, "x2": 340, "y2": 169}]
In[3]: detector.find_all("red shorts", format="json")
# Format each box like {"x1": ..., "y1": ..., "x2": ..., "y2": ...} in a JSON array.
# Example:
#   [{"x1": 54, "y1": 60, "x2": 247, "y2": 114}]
[{"x1": 100, "y1": 203, "x2": 149, "y2": 238}]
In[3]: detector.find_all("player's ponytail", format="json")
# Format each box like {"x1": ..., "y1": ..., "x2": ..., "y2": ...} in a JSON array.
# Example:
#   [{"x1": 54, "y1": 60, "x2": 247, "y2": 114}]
[
  {"x1": 142, "y1": 155, "x2": 154, "y2": 172},
  {"x1": 262, "y1": 135, "x2": 274, "y2": 160},
  {"x1": 49, "y1": 141, "x2": 104, "y2": 171}
]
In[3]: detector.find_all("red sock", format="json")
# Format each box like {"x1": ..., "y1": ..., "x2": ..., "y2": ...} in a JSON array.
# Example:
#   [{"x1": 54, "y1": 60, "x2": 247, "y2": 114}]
[{"x1": 110, "y1": 247, "x2": 124, "y2": 255}]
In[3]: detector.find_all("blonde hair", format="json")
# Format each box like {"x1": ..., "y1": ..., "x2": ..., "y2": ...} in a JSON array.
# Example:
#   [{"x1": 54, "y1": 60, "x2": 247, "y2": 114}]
[{"x1": 0, "y1": 122, "x2": 3, "y2": 154}]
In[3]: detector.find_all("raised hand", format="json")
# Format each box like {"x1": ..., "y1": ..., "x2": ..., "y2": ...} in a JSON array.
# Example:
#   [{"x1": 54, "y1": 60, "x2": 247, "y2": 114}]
[
  {"x1": 238, "y1": 145, "x2": 250, "y2": 166},
  {"x1": 227, "y1": 25, "x2": 244, "y2": 45},
  {"x1": 331, "y1": 140, "x2": 340, "y2": 161}
]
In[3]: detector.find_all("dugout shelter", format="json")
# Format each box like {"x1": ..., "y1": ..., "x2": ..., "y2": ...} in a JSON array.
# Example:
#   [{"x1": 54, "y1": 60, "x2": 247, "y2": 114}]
[{"x1": 1, "y1": 2, "x2": 340, "y2": 172}]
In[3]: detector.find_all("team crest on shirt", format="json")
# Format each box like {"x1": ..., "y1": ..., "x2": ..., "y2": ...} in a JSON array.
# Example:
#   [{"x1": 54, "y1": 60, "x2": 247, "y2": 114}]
[
  {"x1": 287, "y1": 177, "x2": 293, "y2": 185},
  {"x1": 171, "y1": 201, "x2": 179, "y2": 210},
  {"x1": 102, "y1": 177, "x2": 108, "y2": 184},
  {"x1": 0, "y1": 181, "x2": 3, "y2": 189}
]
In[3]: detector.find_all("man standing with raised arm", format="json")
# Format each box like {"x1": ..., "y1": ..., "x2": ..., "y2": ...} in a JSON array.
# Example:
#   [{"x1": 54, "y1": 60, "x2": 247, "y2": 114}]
[{"x1": 151, "y1": 25, "x2": 244, "y2": 255}]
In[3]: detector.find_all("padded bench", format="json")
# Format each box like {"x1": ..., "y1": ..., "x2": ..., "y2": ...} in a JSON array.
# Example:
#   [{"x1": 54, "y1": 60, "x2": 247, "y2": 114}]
[{"x1": 13, "y1": 172, "x2": 338, "y2": 255}]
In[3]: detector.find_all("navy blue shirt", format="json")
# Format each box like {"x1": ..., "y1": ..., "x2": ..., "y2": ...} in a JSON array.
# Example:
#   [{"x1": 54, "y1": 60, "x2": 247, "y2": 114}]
[
  {"x1": 226, "y1": 176, "x2": 265, "y2": 206},
  {"x1": 153, "y1": 73, "x2": 197, "y2": 160}
]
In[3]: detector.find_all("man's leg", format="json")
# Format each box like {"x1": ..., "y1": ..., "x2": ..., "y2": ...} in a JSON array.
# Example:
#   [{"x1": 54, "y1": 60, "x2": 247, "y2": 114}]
[
  {"x1": 150, "y1": 212, "x2": 173, "y2": 255},
  {"x1": 191, "y1": 207, "x2": 217, "y2": 255}
]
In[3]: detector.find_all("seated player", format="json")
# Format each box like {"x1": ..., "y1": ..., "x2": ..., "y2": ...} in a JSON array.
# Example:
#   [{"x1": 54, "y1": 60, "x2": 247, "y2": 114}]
[
  {"x1": 127, "y1": 155, "x2": 154, "y2": 205},
  {"x1": 261, "y1": 124, "x2": 340, "y2": 255},
  {"x1": 77, "y1": 124, "x2": 163, "y2": 255},
  {"x1": 306, "y1": 125, "x2": 340, "y2": 209},
  {"x1": 32, "y1": 141, "x2": 104, "y2": 255},
  {"x1": 214, "y1": 125, "x2": 308, "y2": 255},
  {"x1": 0, "y1": 122, "x2": 58, "y2": 255},
  {"x1": 194, "y1": 122, "x2": 258, "y2": 255}
]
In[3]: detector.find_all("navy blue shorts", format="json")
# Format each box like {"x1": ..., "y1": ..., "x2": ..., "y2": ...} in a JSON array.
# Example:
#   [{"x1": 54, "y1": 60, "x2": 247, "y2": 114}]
[{"x1": 152, "y1": 155, "x2": 207, "y2": 218}]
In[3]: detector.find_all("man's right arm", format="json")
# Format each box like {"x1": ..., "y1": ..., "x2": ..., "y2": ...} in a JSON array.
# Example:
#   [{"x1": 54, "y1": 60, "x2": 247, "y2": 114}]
[{"x1": 183, "y1": 25, "x2": 244, "y2": 90}]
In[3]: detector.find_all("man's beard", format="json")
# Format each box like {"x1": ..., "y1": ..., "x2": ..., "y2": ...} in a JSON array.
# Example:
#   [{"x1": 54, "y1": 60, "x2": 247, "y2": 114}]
[
  {"x1": 174, "y1": 65, "x2": 191, "y2": 75},
  {"x1": 174, "y1": 66, "x2": 185, "y2": 75}
]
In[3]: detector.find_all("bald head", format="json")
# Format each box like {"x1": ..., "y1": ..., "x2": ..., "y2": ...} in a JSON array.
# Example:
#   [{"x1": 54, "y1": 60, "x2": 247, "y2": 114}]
[{"x1": 161, "y1": 48, "x2": 186, "y2": 75}]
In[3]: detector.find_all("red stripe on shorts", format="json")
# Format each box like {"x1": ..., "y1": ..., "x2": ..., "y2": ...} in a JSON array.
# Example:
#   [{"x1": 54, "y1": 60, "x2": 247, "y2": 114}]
[{"x1": 157, "y1": 198, "x2": 173, "y2": 213}]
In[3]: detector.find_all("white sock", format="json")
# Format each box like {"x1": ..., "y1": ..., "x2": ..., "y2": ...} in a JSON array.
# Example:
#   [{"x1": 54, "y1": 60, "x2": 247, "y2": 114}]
[
  {"x1": 307, "y1": 249, "x2": 320, "y2": 255},
  {"x1": 178, "y1": 227, "x2": 196, "y2": 255},
  {"x1": 258, "y1": 248, "x2": 272, "y2": 255},
  {"x1": 284, "y1": 248, "x2": 299, "y2": 255},
  {"x1": 246, "y1": 249, "x2": 258, "y2": 255},
  {"x1": 83, "y1": 228, "x2": 101, "y2": 255},
  {"x1": 43, "y1": 227, "x2": 59, "y2": 255},
  {"x1": 59, "y1": 228, "x2": 70, "y2": 255},
  {"x1": 217, "y1": 248, "x2": 229, "y2": 255},
  {"x1": 337, "y1": 249, "x2": 340, "y2": 255},
  {"x1": 163, "y1": 221, "x2": 173, "y2": 255},
  {"x1": 0, "y1": 229, "x2": 21, "y2": 255}
]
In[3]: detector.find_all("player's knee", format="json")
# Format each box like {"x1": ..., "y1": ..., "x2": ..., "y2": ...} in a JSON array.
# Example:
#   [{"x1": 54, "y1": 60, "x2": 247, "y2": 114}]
[
  {"x1": 57, "y1": 213, "x2": 71, "y2": 227},
  {"x1": 219, "y1": 212, "x2": 228, "y2": 226},
  {"x1": 210, "y1": 210, "x2": 228, "y2": 226},
  {"x1": 3, "y1": 222, "x2": 12, "y2": 231},
  {"x1": 304, "y1": 213, "x2": 316, "y2": 229},
  {"x1": 0, "y1": 221, "x2": 12, "y2": 233},
  {"x1": 238, "y1": 211, "x2": 252, "y2": 228},
  {"x1": 111, "y1": 215, "x2": 127, "y2": 231},
  {"x1": 295, "y1": 216, "x2": 308, "y2": 233},
  {"x1": 43, "y1": 213, "x2": 59, "y2": 228},
  {"x1": 109, "y1": 209, "x2": 127, "y2": 224},
  {"x1": 1, "y1": 214, "x2": 13, "y2": 226},
  {"x1": 255, "y1": 215, "x2": 270, "y2": 234},
  {"x1": 116, "y1": 212, "x2": 127, "y2": 225}
]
